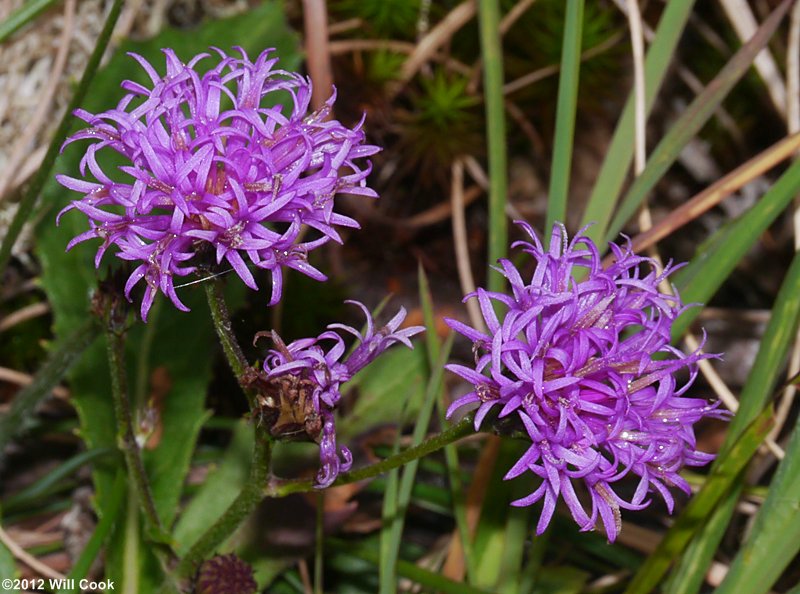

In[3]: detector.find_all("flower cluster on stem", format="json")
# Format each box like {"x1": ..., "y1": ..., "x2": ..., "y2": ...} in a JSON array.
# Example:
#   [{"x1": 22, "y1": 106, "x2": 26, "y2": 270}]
[
  {"x1": 257, "y1": 301, "x2": 423, "y2": 487},
  {"x1": 446, "y1": 221, "x2": 727, "y2": 541},
  {"x1": 57, "y1": 47, "x2": 379, "y2": 320}
]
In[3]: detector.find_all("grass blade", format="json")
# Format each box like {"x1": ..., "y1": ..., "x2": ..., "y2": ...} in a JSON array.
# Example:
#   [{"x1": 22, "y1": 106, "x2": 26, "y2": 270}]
[
  {"x1": 605, "y1": 0, "x2": 792, "y2": 243},
  {"x1": 664, "y1": 239, "x2": 800, "y2": 594},
  {"x1": 580, "y1": 0, "x2": 696, "y2": 243},
  {"x1": 418, "y1": 264, "x2": 477, "y2": 579},
  {"x1": 546, "y1": 0, "x2": 584, "y2": 232},
  {"x1": 0, "y1": 318, "x2": 100, "y2": 459},
  {"x1": 0, "y1": 0, "x2": 59, "y2": 43},
  {"x1": 663, "y1": 484, "x2": 742, "y2": 594},
  {"x1": 379, "y1": 335, "x2": 455, "y2": 593},
  {"x1": 672, "y1": 157, "x2": 800, "y2": 340},
  {"x1": 713, "y1": 410, "x2": 800, "y2": 594},
  {"x1": 622, "y1": 406, "x2": 774, "y2": 594},
  {"x1": 477, "y1": 0, "x2": 508, "y2": 292}
]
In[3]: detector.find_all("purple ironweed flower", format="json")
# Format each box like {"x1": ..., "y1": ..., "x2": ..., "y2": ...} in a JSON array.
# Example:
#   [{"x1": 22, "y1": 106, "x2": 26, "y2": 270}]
[
  {"x1": 258, "y1": 301, "x2": 424, "y2": 488},
  {"x1": 446, "y1": 222, "x2": 727, "y2": 542},
  {"x1": 56, "y1": 47, "x2": 379, "y2": 321}
]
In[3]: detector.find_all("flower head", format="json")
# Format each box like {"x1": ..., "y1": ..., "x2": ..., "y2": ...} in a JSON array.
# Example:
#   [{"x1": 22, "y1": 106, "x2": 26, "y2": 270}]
[
  {"x1": 446, "y1": 222, "x2": 727, "y2": 541},
  {"x1": 257, "y1": 301, "x2": 423, "y2": 488},
  {"x1": 56, "y1": 47, "x2": 379, "y2": 320}
]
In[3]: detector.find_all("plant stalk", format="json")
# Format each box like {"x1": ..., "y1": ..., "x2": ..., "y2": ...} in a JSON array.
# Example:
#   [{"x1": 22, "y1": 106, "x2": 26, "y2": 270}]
[{"x1": 265, "y1": 417, "x2": 475, "y2": 497}]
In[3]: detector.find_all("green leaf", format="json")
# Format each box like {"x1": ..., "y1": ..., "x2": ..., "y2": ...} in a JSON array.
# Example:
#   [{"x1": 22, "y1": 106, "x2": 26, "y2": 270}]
[
  {"x1": 580, "y1": 0, "x2": 696, "y2": 243},
  {"x1": 546, "y1": 0, "x2": 584, "y2": 232},
  {"x1": 604, "y1": 0, "x2": 792, "y2": 243},
  {"x1": 338, "y1": 345, "x2": 427, "y2": 441},
  {"x1": 172, "y1": 422, "x2": 253, "y2": 555},
  {"x1": 0, "y1": 533, "x2": 20, "y2": 593}
]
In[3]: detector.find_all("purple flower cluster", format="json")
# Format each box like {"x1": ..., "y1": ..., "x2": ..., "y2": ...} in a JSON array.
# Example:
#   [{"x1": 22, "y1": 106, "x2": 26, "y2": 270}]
[
  {"x1": 446, "y1": 222, "x2": 726, "y2": 541},
  {"x1": 261, "y1": 301, "x2": 423, "y2": 488},
  {"x1": 56, "y1": 47, "x2": 379, "y2": 320}
]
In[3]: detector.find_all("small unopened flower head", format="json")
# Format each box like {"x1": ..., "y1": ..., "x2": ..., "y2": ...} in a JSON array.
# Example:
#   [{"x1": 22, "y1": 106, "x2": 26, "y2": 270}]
[
  {"x1": 260, "y1": 301, "x2": 423, "y2": 488},
  {"x1": 446, "y1": 222, "x2": 727, "y2": 541},
  {"x1": 195, "y1": 553, "x2": 257, "y2": 594},
  {"x1": 56, "y1": 47, "x2": 379, "y2": 321}
]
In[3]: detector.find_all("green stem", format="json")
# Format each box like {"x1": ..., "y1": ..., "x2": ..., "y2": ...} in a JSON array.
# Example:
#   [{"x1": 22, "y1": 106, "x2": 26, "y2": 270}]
[
  {"x1": 203, "y1": 280, "x2": 257, "y2": 409},
  {"x1": 477, "y1": 0, "x2": 508, "y2": 294},
  {"x1": 265, "y1": 417, "x2": 475, "y2": 497},
  {"x1": 177, "y1": 426, "x2": 272, "y2": 577},
  {"x1": 105, "y1": 323, "x2": 169, "y2": 546},
  {"x1": 0, "y1": 0, "x2": 124, "y2": 274}
]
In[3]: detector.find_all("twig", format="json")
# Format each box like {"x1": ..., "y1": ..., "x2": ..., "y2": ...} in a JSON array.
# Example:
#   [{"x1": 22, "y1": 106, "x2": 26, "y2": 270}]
[
  {"x1": 302, "y1": 0, "x2": 334, "y2": 112},
  {"x1": 327, "y1": 39, "x2": 472, "y2": 75},
  {"x1": 0, "y1": 524, "x2": 65, "y2": 581},
  {"x1": 499, "y1": 0, "x2": 537, "y2": 34},
  {"x1": 0, "y1": 302, "x2": 50, "y2": 333},
  {"x1": 0, "y1": 366, "x2": 69, "y2": 399},
  {"x1": 396, "y1": 0, "x2": 477, "y2": 88},
  {"x1": 502, "y1": 31, "x2": 623, "y2": 95},
  {"x1": 451, "y1": 160, "x2": 486, "y2": 333}
]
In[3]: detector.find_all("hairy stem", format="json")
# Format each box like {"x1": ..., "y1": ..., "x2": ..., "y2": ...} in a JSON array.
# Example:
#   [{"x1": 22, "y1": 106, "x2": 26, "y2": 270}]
[
  {"x1": 265, "y1": 417, "x2": 475, "y2": 497},
  {"x1": 105, "y1": 323, "x2": 170, "y2": 546},
  {"x1": 203, "y1": 280, "x2": 258, "y2": 409}
]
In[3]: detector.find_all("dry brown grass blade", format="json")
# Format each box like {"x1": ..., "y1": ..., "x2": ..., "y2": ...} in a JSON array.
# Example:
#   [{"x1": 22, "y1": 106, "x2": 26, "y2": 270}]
[
  {"x1": 302, "y1": 0, "x2": 333, "y2": 112},
  {"x1": 623, "y1": 131, "x2": 800, "y2": 257}
]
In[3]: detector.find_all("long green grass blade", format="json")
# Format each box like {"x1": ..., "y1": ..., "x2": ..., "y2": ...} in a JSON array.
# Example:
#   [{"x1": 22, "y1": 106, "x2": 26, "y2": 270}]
[
  {"x1": 672, "y1": 157, "x2": 800, "y2": 340},
  {"x1": 477, "y1": 0, "x2": 508, "y2": 292},
  {"x1": 0, "y1": 0, "x2": 124, "y2": 275},
  {"x1": 713, "y1": 410, "x2": 800, "y2": 594},
  {"x1": 546, "y1": 0, "x2": 584, "y2": 232},
  {"x1": 418, "y1": 265, "x2": 477, "y2": 579},
  {"x1": 663, "y1": 484, "x2": 742, "y2": 594},
  {"x1": 0, "y1": 318, "x2": 100, "y2": 459},
  {"x1": 379, "y1": 336, "x2": 455, "y2": 594},
  {"x1": 580, "y1": 0, "x2": 696, "y2": 243},
  {"x1": 604, "y1": 0, "x2": 791, "y2": 243},
  {"x1": 2, "y1": 448, "x2": 113, "y2": 512},
  {"x1": 0, "y1": 0, "x2": 58, "y2": 43},
  {"x1": 622, "y1": 406, "x2": 773, "y2": 594}
]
